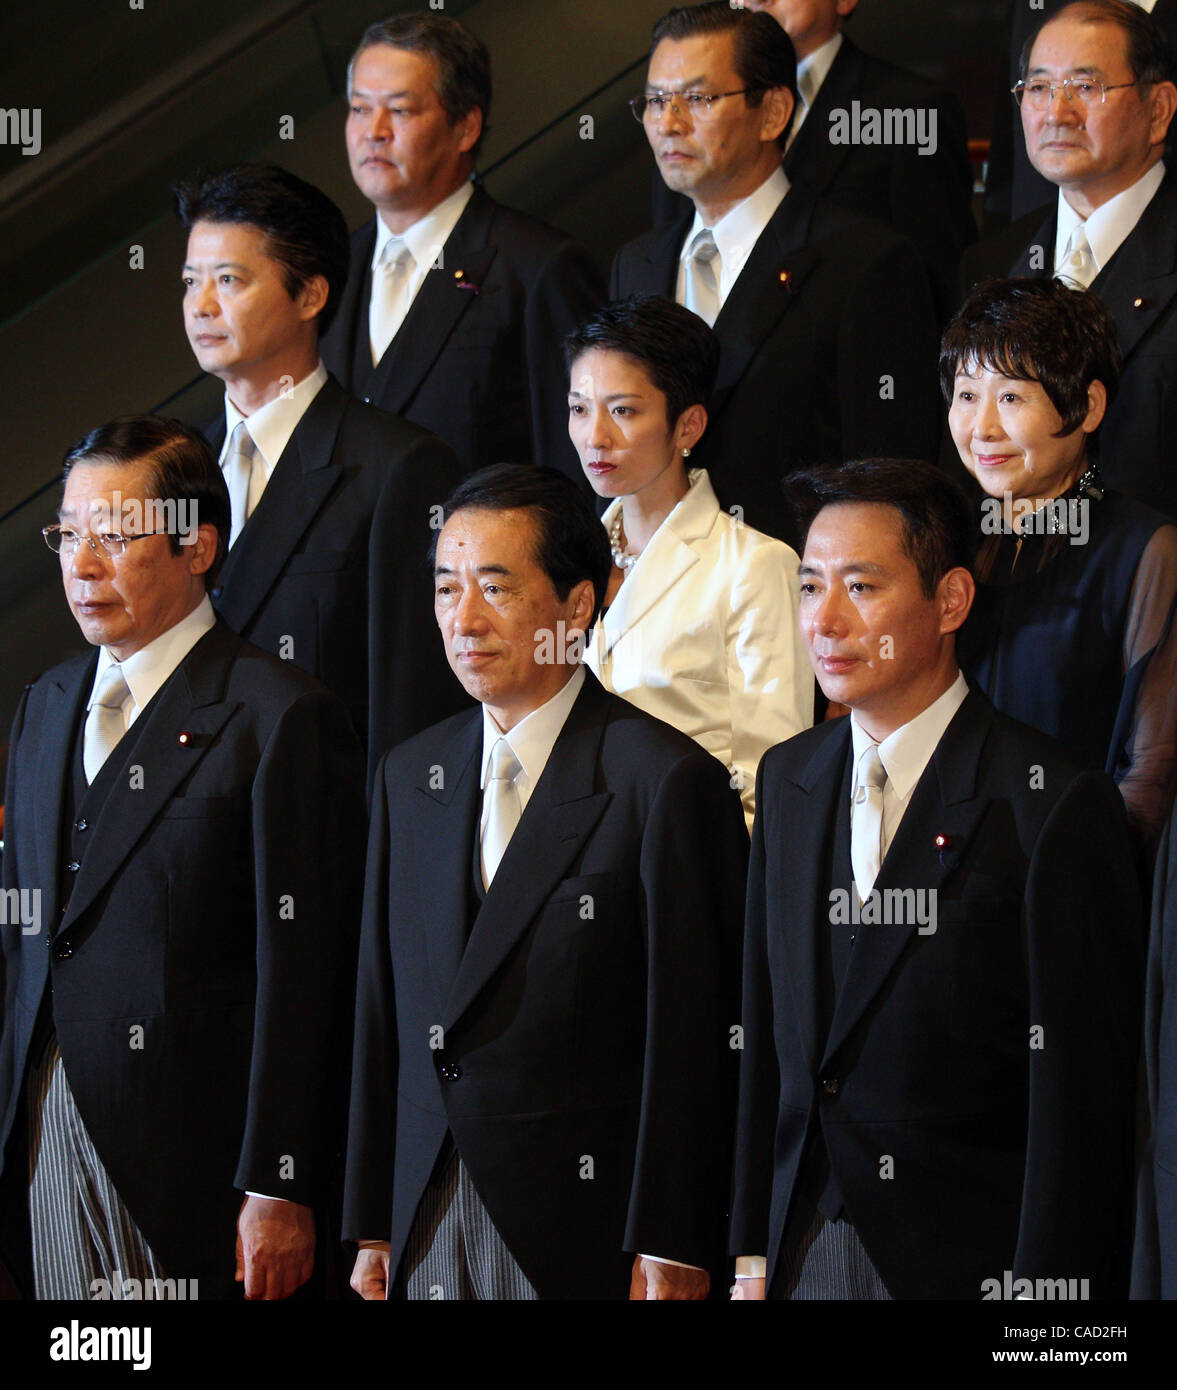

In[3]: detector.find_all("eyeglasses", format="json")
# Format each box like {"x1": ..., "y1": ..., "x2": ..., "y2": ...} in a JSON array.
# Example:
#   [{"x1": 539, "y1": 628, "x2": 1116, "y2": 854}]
[
  {"x1": 629, "y1": 88, "x2": 762, "y2": 123},
  {"x1": 1011, "y1": 77, "x2": 1141, "y2": 110},
  {"x1": 42, "y1": 525, "x2": 170, "y2": 559}
]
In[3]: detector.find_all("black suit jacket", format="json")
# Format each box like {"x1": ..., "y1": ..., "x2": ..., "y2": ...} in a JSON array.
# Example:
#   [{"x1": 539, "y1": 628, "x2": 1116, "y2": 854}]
[
  {"x1": 961, "y1": 173, "x2": 1177, "y2": 519},
  {"x1": 343, "y1": 672, "x2": 748, "y2": 1299},
  {"x1": 731, "y1": 691, "x2": 1143, "y2": 1299},
  {"x1": 985, "y1": 0, "x2": 1177, "y2": 227},
  {"x1": 321, "y1": 186, "x2": 605, "y2": 482},
  {"x1": 0, "y1": 621, "x2": 365, "y2": 1295},
  {"x1": 613, "y1": 185, "x2": 941, "y2": 544},
  {"x1": 1133, "y1": 798, "x2": 1177, "y2": 1298},
  {"x1": 207, "y1": 374, "x2": 467, "y2": 781}
]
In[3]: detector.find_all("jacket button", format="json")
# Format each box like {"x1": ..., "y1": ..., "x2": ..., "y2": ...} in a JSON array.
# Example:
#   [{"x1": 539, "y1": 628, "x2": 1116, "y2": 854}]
[
  {"x1": 74, "y1": 818, "x2": 88, "y2": 832},
  {"x1": 66, "y1": 861, "x2": 80, "y2": 873},
  {"x1": 362, "y1": 396, "x2": 372, "y2": 405},
  {"x1": 821, "y1": 1078, "x2": 839, "y2": 1095},
  {"x1": 439, "y1": 1062, "x2": 462, "y2": 1082},
  {"x1": 53, "y1": 942, "x2": 73, "y2": 960}
]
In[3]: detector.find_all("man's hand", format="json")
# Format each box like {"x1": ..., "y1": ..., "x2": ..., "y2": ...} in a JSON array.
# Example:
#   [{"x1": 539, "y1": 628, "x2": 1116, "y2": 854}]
[
  {"x1": 235, "y1": 1195, "x2": 316, "y2": 1300},
  {"x1": 628, "y1": 1255, "x2": 710, "y2": 1300},
  {"x1": 731, "y1": 1277, "x2": 766, "y2": 1300},
  {"x1": 350, "y1": 1242, "x2": 392, "y2": 1301}
]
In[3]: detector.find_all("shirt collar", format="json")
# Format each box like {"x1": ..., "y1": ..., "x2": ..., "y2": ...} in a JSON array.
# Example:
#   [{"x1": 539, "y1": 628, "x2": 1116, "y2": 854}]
[
  {"x1": 372, "y1": 179, "x2": 474, "y2": 275},
  {"x1": 682, "y1": 165, "x2": 789, "y2": 283},
  {"x1": 479, "y1": 665, "x2": 585, "y2": 798},
  {"x1": 89, "y1": 595, "x2": 217, "y2": 720},
  {"x1": 1054, "y1": 161, "x2": 1165, "y2": 276},
  {"x1": 849, "y1": 671, "x2": 969, "y2": 802},
  {"x1": 796, "y1": 32, "x2": 842, "y2": 109},
  {"x1": 221, "y1": 361, "x2": 328, "y2": 474}
]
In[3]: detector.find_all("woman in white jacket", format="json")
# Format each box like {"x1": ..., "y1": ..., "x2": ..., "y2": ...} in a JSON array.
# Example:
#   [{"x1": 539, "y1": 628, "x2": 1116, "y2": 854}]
[{"x1": 566, "y1": 295, "x2": 812, "y2": 830}]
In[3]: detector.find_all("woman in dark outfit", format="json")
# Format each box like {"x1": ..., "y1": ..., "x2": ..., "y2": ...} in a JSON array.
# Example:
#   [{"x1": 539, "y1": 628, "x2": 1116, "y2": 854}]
[{"x1": 943, "y1": 277, "x2": 1177, "y2": 860}]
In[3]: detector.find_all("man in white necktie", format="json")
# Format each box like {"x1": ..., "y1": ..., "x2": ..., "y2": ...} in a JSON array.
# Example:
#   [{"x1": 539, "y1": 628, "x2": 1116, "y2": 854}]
[
  {"x1": 614, "y1": 2, "x2": 940, "y2": 546},
  {"x1": 345, "y1": 463, "x2": 749, "y2": 1300},
  {"x1": 732, "y1": 458, "x2": 1143, "y2": 1299},
  {"x1": 962, "y1": 0, "x2": 1177, "y2": 517},
  {"x1": 0, "y1": 415, "x2": 366, "y2": 1299}
]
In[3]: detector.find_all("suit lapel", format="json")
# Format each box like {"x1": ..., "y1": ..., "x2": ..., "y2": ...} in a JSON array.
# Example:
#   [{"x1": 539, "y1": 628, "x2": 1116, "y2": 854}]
[
  {"x1": 409, "y1": 712, "x2": 483, "y2": 1011},
  {"x1": 211, "y1": 379, "x2": 347, "y2": 631},
  {"x1": 783, "y1": 38, "x2": 862, "y2": 195},
  {"x1": 363, "y1": 187, "x2": 499, "y2": 415},
  {"x1": 56, "y1": 626, "x2": 241, "y2": 940},
  {"x1": 1091, "y1": 178, "x2": 1177, "y2": 361},
  {"x1": 33, "y1": 657, "x2": 94, "y2": 924},
  {"x1": 1011, "y1": 209, "x2": 1056, "y2": 277},
  {"x1": 332, "y1": 223, "x2": 376, "y2": 393},
  {"x1": 820, "y1": 693, "x2": 994, "y2": 1069},
  {"x1": 709, "y1": 188, "x2": 820, "y2": 426},
  {"x1": 781, "y1": 726, "x2": 852, "y2": 1072},
  {"x1": 442, "y1": 678, "x2": 612, "y2": 1033}
]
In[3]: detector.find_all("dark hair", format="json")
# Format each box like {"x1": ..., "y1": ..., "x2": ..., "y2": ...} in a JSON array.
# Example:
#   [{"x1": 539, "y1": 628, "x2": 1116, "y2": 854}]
[
  {"x1": 349, "y1": 14, "x2": 492, "y2": 158},
  {"x1": 62, "y1": 415, "x2": 231, "y2": 589},
  {"x1": 432, "y1": 464, "x2": 613, "y2": 626},
  {"x1": 564, "y1": 295, "x2": 719, "y2": 429},
  {"x1": 173, "y1": 163, "x2": 350, "y2": 336},
  {"x1": 785, "y1": 460, "x2": 976, "y2": 600},
  {"x1": 650, "y1": 3, "x2": 797, "y2": 145},
  {"x1": 939, "y1": 278, "x2": 1121, "y2": 437},
  {"x1": 1020, "y1": 0, "x2": 1175, "y2": 85}
]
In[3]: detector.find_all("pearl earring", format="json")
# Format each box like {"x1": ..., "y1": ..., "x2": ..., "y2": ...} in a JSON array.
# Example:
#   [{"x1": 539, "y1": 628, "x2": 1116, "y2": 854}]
[{"x1": 682, "y1": 447, "x2": 691, "y2": 458}]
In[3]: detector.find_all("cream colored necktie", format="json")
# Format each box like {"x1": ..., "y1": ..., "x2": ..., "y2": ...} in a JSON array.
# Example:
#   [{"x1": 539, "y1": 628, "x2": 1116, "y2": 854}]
[
  {"x1": 683, "y1": 229, "x2": 721, "y2": 327},
  {"x1": 369, "y1": 239, "x2": 415, "y2": 365},
  {"x1": 83, "y1": 664, "x2": 130, "y2": 785},
  {"x1": 851, "y1": 743, "x2": 888, "y2": 902},
  {"x1": 223, "y1": 421, "x2": 262, "y2": 548},
  {"x1": 481, "y1": 737, "x2": 523, "y2": 889},
  {"x1": 1056, "y1": 223, "x2": 1096, "y2": 290}
]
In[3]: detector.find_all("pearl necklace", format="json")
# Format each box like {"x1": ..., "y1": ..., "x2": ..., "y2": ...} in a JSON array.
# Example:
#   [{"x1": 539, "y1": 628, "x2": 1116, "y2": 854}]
[{"x1": 610, "y1": 511, "x2": 638, "y2": 573}]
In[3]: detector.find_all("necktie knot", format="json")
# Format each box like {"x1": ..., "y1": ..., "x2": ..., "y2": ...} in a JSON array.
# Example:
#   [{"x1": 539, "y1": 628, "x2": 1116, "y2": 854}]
[
  {"x1": 489, "y1": 736, "x2": 522, "y2": 785},
  {"x1": 690, "y1": 228, "x2": 719, "y2": 266},
  {"x1": 83, "y1": 664, "x2": 131, "y2": 785},
  {"x1": 1057, "y1": 224, "x2": 1096, "y2": 288},
  {"x1": 380, "y1": 238, "x2": 412, "y2": 275},
  {"x1": 857, "y1": 744, "x2": 887, "y2": 794},
  {"x1": 92, "y1": 663, "x2": 129, "y2": 711}
]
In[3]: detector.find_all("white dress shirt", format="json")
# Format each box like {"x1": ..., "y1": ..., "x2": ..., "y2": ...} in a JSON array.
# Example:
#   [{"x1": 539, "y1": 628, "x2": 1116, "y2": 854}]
[
  {"x1": 370, "y1": 179, "x2": 475, "y2": 348},
  {"x1": 788, "y1": 32, "x2": 843, "y2": 148},
  {"x1": 219, "y1": 360, "x2": 329, "y2": 511},
  {"x1": 587, "y1": 469, "x2": 811, "y2": 831},
  {"x1": 1053, "y1": 161, "x2": 1165, "y2": 278},
  {"x1": 86, "y1": 596, "x2": 217, "y2": 728},
  {"x1": 675, "y1": 166, "x2": 790, "y2": 314},
  {"x1": 735, "y1": 670, "x2": 969, "y2": 1280}
]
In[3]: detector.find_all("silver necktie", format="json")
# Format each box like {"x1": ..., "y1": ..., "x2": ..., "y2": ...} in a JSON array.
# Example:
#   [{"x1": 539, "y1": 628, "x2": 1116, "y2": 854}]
[
  {"x1": 83, "y1": 664, "x2": 131, "y2": 785},
  {"x1": 683, "y1": 229, "x2": 721, "y2": 327},
  {"x1": 850, "y1": 743, "x2": 888, "y2": 902},
  {"x1": 481, "y1": 737, "x2": 523, "y2": 889}
]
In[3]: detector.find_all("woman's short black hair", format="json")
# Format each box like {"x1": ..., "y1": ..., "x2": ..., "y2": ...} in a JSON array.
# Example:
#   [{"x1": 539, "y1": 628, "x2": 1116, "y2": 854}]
[
  {"x1": 785, "y1": 459, "x2": 976, "y2": 601},
  {"x1": 939, "y1": 278, "x2": 1122, "y2": 435},
  {"x1": 62, "y1": 415, "x2": 231, "y2": 589},
  {"x1": 564, "y1": 295, "x2": 719, "y2": 430},
  {"x1": 432, "y1": 463, "x2": 613, "y2": 627}
]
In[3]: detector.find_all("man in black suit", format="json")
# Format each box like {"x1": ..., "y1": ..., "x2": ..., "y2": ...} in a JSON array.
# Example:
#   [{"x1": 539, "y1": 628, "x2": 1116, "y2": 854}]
[
  {"x1": 344, "y1": 465, "x2": 748, "y2": 1300},
  {"x1": 176, "y1": 163, "x2": 464, "y2": 780},
  {"x1": 731, "y1": 459, "x2": 1143, "y2": 1299},
  {"x1": 320, "y1": 13, "x2": 604, "y2": 482},
  {"x1": 962, "y1": 0, "x2": 1177, "y2": 518},
  {"x1": 615, "y1": 3, "x2": 940, "y2": 544},
  {"x1": 0, "y1": 417, "x2": 365, "y2": 1299},
  {"x1": 986, "y1": 0, "x2": 1177, "y2": 227},
  {"x1": 734, "y1": 0, "x2": 975, "y2": 322}
]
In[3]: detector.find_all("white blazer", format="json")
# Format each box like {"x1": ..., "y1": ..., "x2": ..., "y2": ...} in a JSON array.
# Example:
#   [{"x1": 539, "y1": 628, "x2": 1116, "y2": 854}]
[{"x1": 585, "y1": 469, "x2": 812, "y2": 830}]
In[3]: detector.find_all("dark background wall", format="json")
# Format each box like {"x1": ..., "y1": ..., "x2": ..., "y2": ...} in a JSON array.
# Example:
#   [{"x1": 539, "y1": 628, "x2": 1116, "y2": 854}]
[{"x1": 0, "y1": 0, "x2": 1009, "y2": 753}]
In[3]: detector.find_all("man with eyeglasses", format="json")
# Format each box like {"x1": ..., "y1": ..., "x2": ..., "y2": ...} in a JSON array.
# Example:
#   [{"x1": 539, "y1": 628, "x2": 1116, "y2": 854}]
[
  {"x1": 0, "y1": 416, "x2": 366, "y2": 1300},
  {"x1": 613, "y1": 2, "x2": 940, "y2": 548},
  {"x1": 962, "y1": 0, "x2": 1177, "y2": 518}
]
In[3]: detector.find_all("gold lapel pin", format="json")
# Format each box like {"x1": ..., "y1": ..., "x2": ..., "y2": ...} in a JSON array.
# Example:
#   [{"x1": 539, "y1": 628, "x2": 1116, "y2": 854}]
[{"x1": 1133, "y1": 297, "x2": 1146, "y2": 309}]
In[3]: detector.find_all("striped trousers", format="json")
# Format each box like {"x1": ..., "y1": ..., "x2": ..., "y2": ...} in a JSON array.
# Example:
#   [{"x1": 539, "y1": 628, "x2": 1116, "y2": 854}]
[
  {"x1": 27, "y1": 1037, "x2": 164, "y2": 1300},
  {"x1": 401, "y1": 1149, "x2": 538, "y2": 1300},
  {"x1": 779, "y1": 1208, "x2": 892, "y2": 1300}
]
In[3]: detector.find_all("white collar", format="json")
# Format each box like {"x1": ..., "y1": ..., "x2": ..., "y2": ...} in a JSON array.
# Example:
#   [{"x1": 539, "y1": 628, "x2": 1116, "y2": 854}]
[
  {"x1": 681, "y1": 165, "x2": 789, "y2": 286},
  {"x1": 479, "y1": 665, "x2": 586, "y2": 808},
  {"x1": 88, "y1": 595, "x2": 217, "y2": 725},
  {"x1": 221, "y1": 361, "x2": 328, "y2": 474},
  {"x1": 850, "y1": 671, "x2": 969, "y2": 802},
  {"x1": 796, "y1": 32, "x2": 842, "y2": 109},
  {"x1": 372, "y1": 179, "x2": 474, "y2": 274},
  {"x1": 1054, "y1": 161, "x2": 1165, "y2": 277}
]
